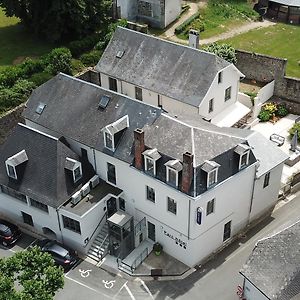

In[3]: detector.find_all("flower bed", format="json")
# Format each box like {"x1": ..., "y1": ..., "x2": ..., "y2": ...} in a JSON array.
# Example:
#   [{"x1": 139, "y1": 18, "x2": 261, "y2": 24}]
[{"x1": 258, "y1": 102, "x2": 289, "y2": 123}]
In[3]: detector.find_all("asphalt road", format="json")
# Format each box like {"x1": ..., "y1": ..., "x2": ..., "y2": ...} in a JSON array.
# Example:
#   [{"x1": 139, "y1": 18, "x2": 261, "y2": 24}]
[{"x1": 1, "y1": 194, "x2": 300, "y2": 300}]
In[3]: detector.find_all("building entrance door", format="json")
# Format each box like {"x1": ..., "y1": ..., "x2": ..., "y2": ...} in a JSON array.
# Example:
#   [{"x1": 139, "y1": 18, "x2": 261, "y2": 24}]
[
  {"x1": 107, "y1": 197, "x2": 117, "y2": 218},
  {"x1": 147, "y1": 221, "x2": 156, "y2": 242}
]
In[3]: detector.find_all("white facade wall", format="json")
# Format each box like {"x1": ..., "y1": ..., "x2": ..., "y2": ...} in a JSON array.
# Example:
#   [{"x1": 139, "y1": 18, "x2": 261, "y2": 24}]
[
  {"x1": 250, "y1": 164, "x2": 284, "y2": 222},
  {"x1": 0, "y1": 192, "x2": 62, "y2": 241},
  {"x1": 199, "y1": 66, "x2": 240, "y2": 120},
  {"x1": 117, "y1": 0, "x2": 137, "y2": 19},
  {"x1": 243, "y1": 279, "x2": 268, "y2": 300},
  {"x1": 100, "y1": 73, "x2": 199, "y2": 116},
  {"x1": 164, "y1": 0, "x2": 182, "y2": 27}
]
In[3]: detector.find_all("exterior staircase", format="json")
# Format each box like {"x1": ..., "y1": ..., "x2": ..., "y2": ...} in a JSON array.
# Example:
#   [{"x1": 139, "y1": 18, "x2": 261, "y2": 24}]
[{"x1": 87, "y1": 222, "x2": 109, "y2": 263}]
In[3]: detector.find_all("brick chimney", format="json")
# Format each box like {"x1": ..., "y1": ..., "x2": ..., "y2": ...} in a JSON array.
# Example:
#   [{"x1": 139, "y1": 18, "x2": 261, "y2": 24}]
[
  {"x1": 189, "y1": 29, "x2": 200, "y2": 49},
  {"x1": 134, "y1": 128, "x2": 145, "y2": 170},
  {"x1": 181, "y1": 152, "x2": 194, "y2": 194}
]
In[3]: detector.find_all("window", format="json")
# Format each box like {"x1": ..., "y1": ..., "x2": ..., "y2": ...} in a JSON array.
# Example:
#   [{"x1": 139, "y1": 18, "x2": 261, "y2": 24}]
[
  {"x1": 62, "y1": 215, "x2": 81, "y2": 234},
  {"x1": 223, "y1": 221, "x2": 231, "y2": 241},
  {"x1": 225, "y1": 87, "x2": 232, "y2": 101},
  {"x1": 206, "y1": 198, "x2": 215, "y2": 215},
  {"x1": 167, "y1": 197, "x2": 177, "y2": 215},
  {"x1": 109, "y1": 77, "x2": 117, "y2": 92},
  {"x1": 145, "y1": 157, "x2": 155, "y2": 175},
  {"x1": 6, "y1": 163, "x2": 17, "y2": 179},
  {"x1": 147, "y1": 221, "x2": 156, "y2": 242},
  {"x1": 263, "y1": 172, "x2": 270, "y2": 188},
  {"x1": 119, "y1": 198, "x2": 125, "y2": 211},
  {"x1": 104, "y1": 132, "x2": 113, "y2": 150},
  {"x1": 0, "y1": 185, "x2": 27, "y2": 203},
  {"x1": 30, "y1": 198, "x2": 48, "y2": 213},
  {"x1": 239, "y1": 151, "x2": 250, "y2": 170},
  {"x1": 107, "y1": 162, "x2": 116, "y2": 185},
  {"x1": 138, "y1": 1, "x2": 153, "y2": 17},
  {"x1": 218, "y1": 72, "x2": 222, "y2": 84},
  {"x1": 73, "y1": 166, "x2": 82, "y2": 183},
  {"x1": 135, "y1": 86, "x2": 143, "y2": 101},
  {"x1": 22, "y1": 212, "x2": 33, "y2": 226},
  {"x1": 207, "y1": 169, "x2": 218, "y2": 188},
  {"x1": 167, "y1": 168, "x2": 177, "y2": 187},
  {"x1": 209, "y1": 98, "x2": 214, "y2": 113},
  {"x1": 146, "y1": 186, "x2": 155, "y2": 203}
]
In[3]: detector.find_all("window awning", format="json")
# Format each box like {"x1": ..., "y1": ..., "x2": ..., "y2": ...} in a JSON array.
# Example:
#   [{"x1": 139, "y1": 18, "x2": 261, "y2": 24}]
[{"x1": 211, "y1": 102, "x2": 251, "y2": 128}]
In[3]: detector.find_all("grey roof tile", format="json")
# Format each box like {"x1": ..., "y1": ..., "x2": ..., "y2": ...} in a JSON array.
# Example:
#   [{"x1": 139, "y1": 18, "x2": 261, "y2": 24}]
[{"x1": 96, "y1": 27, "x2": 231, "y2": 107}]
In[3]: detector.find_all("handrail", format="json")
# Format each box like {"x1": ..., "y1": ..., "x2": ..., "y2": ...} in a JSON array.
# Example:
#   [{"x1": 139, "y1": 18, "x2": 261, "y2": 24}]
[
  {"x1": 132, "y1": 247, "x2": 149, "y2": 271},
  {"x1": 98, "y1": 233, "x2": 109, "y2": 261},
  {"x1": 84, "y1": 212, "x2": 107, "y2": 248}
]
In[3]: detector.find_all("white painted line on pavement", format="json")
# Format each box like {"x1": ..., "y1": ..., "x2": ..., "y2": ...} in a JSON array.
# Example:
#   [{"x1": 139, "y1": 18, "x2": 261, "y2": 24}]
[
  {"x1": 64, "y1": 273, "x2": 112, "y2": 299},
  {"x1": 112, "y1": 281, "x2": 128, "y2": 299},
  {"x1": 124, "y1": 283, "x2": 136, "y2": 300},
  {"x1": 139, "y1": 279, "x2": 154, "y2": 299},
  {"x1": 8, "y1": 248, "x2": 16, "y2": 253},
  {"x1": 26, "y1": 239, "x2": 38, "y2": 248}
]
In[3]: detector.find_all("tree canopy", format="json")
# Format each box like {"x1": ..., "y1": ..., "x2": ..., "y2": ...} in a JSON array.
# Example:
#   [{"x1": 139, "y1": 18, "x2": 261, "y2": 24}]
[
  {"x1": 0, "y1": 0, "x2": 112, "y2": 42},
  {"x1": 0, "y1": 246, "x2": 64, "y2": 300}
]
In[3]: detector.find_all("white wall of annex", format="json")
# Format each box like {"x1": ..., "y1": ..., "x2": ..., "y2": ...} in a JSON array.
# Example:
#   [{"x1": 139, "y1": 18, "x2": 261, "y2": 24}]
[
  {"x1": 243, "y1": 279, "x2": 268, "y2": 300},
  {"x1": 250, "y1": 164, "x2": 283, "y2": 222},
  {"x1": 164, "y1": 0, "x2": 182, "y2": 27},
  {"x1": 199, "y1": 66, "x2": 240, "y2": 119},
  {"x1": 0, "y1": 192, "x2": 62, "y2": 240}
]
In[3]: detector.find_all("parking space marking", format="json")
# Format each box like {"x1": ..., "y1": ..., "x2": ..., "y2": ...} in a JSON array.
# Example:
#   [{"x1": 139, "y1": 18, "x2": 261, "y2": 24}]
[
  {"x1": 138, "y1": 279, "x2": 154, "y2": 299},
  {"x1": 112, "y1": 281, "x2": 128, "y2": 299},
  {"x1": 26, "y1": 238, "x2": 38, "y2": 249},
  {"x1": 8, "y1": 248, "x2": 16, "y2": 254},
  {"x1": 65, "y1": 273, "x2": 112, "y2": 298},
  {"x1": 124, "y1": 283, "x2": 136, "y2": 300}
]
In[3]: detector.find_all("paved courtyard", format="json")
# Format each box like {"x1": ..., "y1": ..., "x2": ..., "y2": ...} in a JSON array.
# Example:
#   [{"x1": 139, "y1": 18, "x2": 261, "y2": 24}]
[{"x1": 252, "y1": 114, "x2": 300, "y2": 185}]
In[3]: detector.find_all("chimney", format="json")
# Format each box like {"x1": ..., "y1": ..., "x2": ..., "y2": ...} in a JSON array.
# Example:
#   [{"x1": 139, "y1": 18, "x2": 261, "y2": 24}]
[
  {"x1": 189, "y1": 29, "x2": 199, "y2": 49},
  {"x1": 181, "y1": 152, "x2": 194, "y2": 194},
  {"x1": 134, "y1": 128, "x2": 145, "y2": 170}
]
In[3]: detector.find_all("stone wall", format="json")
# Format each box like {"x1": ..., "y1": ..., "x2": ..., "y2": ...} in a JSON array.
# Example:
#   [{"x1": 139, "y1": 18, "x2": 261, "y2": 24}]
[
  {"x1": 0, "y1": 104, "x2": 25, "y2": 145},
  {"x1": 75, "y1": 68, "x2": 101, "y2": 86},
  {"x1": 236, "y1": 50, "x2": 300, "y2": 107}
]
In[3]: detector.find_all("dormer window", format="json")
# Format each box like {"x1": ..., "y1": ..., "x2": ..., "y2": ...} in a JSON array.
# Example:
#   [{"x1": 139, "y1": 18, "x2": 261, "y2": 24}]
[
  {"x1": 165, "y1": 160, "x2": 183, "y2": 188},
  {"x1": 65, "y1": 158, "x2": 82, "y2": 183},
  {"x1": 201, "y1": 160, "x2": 220, "y2": 188},
  {"x1": 143, "y1": 148, "x2": 161, "y2": 176},
  {"x1": 103, "y1": 115, "x2": 129, "y2": 152},
  {"x1": 5, "y1": 149, "x2": 28, "y2": 180},
  {"x1": 104, "y1": 132, "x2": 114, "y2": 150},
  {"x1": 235, "y1": 144, "x2": 251, "y2": 170}
]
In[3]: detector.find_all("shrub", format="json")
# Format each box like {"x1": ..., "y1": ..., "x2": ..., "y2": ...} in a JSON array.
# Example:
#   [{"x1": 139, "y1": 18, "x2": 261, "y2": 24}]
[
  {"x1": 46, "y1": 47, "x2": 72, "y2": 75},
  {"x1": 71, "y1": 59, "x2": 85, "y2": 74},
  {"x1": 258, "y1": 109, "x2": 271, "y2": 122},
  {"x1": 175, "y1": 11, "x2": 201, "y2": 34},
  {"x1": 68, "y1": 33, "x2": 102, "y2": 57},
  {"x1": 0, "y1": 66, "x2": 25, "y2": 88},
  {"x1": 80, "y1": 50, "x2": 102, "y2": 67},
  {"x1": 263, "y1": 102, "x2": 277, "y2": 114},
  {"x1": 29, "y1": 72, "x2": 53, "y2": 86},
  {"x1": 203, "y1": 43, "x2": 237, "y2": 64},
  {"x1": 20, "y1": 58, "x2": 44, "y2": 77},
  {"x1": 276, "y1": 103, "x2": 288, "y2": 117},
  {"x1": 289, "y1": 123, "x2": 300, "y2": 141}
]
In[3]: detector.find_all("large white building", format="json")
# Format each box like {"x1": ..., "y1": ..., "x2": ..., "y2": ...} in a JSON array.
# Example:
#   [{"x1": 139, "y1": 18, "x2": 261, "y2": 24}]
[{"x1": 0, "y1": 71, "x2": 287, "y2": 269}]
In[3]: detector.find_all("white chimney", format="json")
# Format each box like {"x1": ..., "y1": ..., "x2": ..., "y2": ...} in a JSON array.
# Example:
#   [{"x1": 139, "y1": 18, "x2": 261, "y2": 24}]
[{"x1": 189, "y1": 29, "x2": 200, "y2": 49}]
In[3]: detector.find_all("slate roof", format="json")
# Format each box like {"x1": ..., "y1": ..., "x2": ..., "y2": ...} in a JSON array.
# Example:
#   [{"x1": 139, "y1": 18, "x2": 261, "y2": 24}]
[
  {"x1": 0, "y1": 123, "x2": 83, "y2": 208},
  {"x1": 22, "y1": 73, "x2": 161, "y2": 164},
  {"x1": 270, "y1": 0, "x2": 300, "y2": 7},
  {"x1": 240, "y1": 220, "x2": 300, "y2": 299},
  {"x1": 96, "y1": 27, "x2": 234, "y2": 107}
]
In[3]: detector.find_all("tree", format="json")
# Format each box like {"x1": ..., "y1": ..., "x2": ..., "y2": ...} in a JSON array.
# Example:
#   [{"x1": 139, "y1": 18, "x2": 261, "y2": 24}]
[
  {"x1": 0, "y1": 0, "x2": 112, "y2": 42},
  {"x1": 0, "y1": 246, "x2": 64, "y2": 300},
  {"x1": 202, "y1": 43, "x2": 237, "y2": 64},
  {"x1": 45, "y1": 48, "x2": 73, "y2": 75}
]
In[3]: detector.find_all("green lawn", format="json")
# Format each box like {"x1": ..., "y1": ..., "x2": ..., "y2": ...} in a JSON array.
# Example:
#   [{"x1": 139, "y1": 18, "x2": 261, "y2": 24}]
[
  {"x1": 0, "y1": 8, "x2": 54, "y2": 69},
  {"x1": 221, "y1": 24, "x2": 300, "y2": 78}
]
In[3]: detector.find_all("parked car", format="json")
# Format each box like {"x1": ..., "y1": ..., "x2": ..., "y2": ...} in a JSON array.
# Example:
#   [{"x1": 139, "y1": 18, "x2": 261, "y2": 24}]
[
  {"x1": 34, "y1": 239, "x2": 78, "y2": 270},
  {"x1": 0, "y1": 219, "x2": 22, "y2": 247}
]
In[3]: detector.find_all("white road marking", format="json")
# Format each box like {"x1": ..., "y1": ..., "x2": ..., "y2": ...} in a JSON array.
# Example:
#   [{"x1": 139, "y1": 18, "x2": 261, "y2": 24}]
[
  {"x1": 124, "y1": 283, "x2": 136, "y2": 300},
  {"x1": 8, "y1": 248, "x2": 16, "y2": 253},
  {"x1": 112, "y1": 281, "x2": 128, "y2": 299},
  {"x1": 64, "y1": 273, "x2": 112, "y2": 298},
  {"x1": 26, "y1": 238, "x2": 38, "y2": 248},
  {"x1": 138, "y1": 279, "x2": 154, "y2": 299},
  {"x1": 79, "y1": 269, "x2": 92, "y2": 278},
  {"x1": 103, "y1": 279, "x2": 116, "y2": 289}
]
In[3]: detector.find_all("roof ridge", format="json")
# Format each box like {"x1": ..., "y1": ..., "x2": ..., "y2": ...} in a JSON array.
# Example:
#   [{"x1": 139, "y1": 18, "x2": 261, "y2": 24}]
[{"x1": 18, "y1": 123, "x2": 58, "y2": 141}]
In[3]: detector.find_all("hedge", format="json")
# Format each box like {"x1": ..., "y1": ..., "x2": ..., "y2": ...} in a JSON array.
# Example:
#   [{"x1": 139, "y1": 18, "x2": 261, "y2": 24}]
[
  {"x1": 68, "y1": 33, "x2": 102, "y2": 57},
  {"x1": 175, "y1": 11, "x2": 201, "y2": 35}
]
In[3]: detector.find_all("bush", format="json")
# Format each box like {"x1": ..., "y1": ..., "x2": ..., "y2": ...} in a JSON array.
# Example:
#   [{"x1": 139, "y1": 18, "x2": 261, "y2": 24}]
[
  {"x1": 203, "y1": 43, "x2": 237, "y2": 64},
  {"x1": 289, "y1": 123, "x2": 300, "y2": 141},
  {"x1": 29, "y1": 72, "x2": 53, "y2": 86},
  {"x1": 46, "y1": 47, "x2": 72, "y2": 75},
  {"x1": 80, "y1": 50, "x2": 102, "y2": 66},
  {"x1": 175, "y1": 11, "x2": 201, "y2": 34},
  {"x1": 276, "y1": 103, "x2": 288, "y2": 117},
  {"x1": 0, "y1": 66, "x2": 25, "y2": 87},
  {"x1": 20, "y1": 58, "x2": 44, "y2": 77},
  {"x1": 258, "y1": 109, "x2": 272, "y2": 122},
  {"x1": 68, "y1": 33, "x2": 102, "y2": 57}
]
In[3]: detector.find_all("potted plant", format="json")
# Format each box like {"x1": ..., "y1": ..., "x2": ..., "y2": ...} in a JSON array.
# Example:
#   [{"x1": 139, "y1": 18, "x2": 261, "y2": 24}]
[{"x1": 153, "y1": 242, "x2": 163, "y2": 256}]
